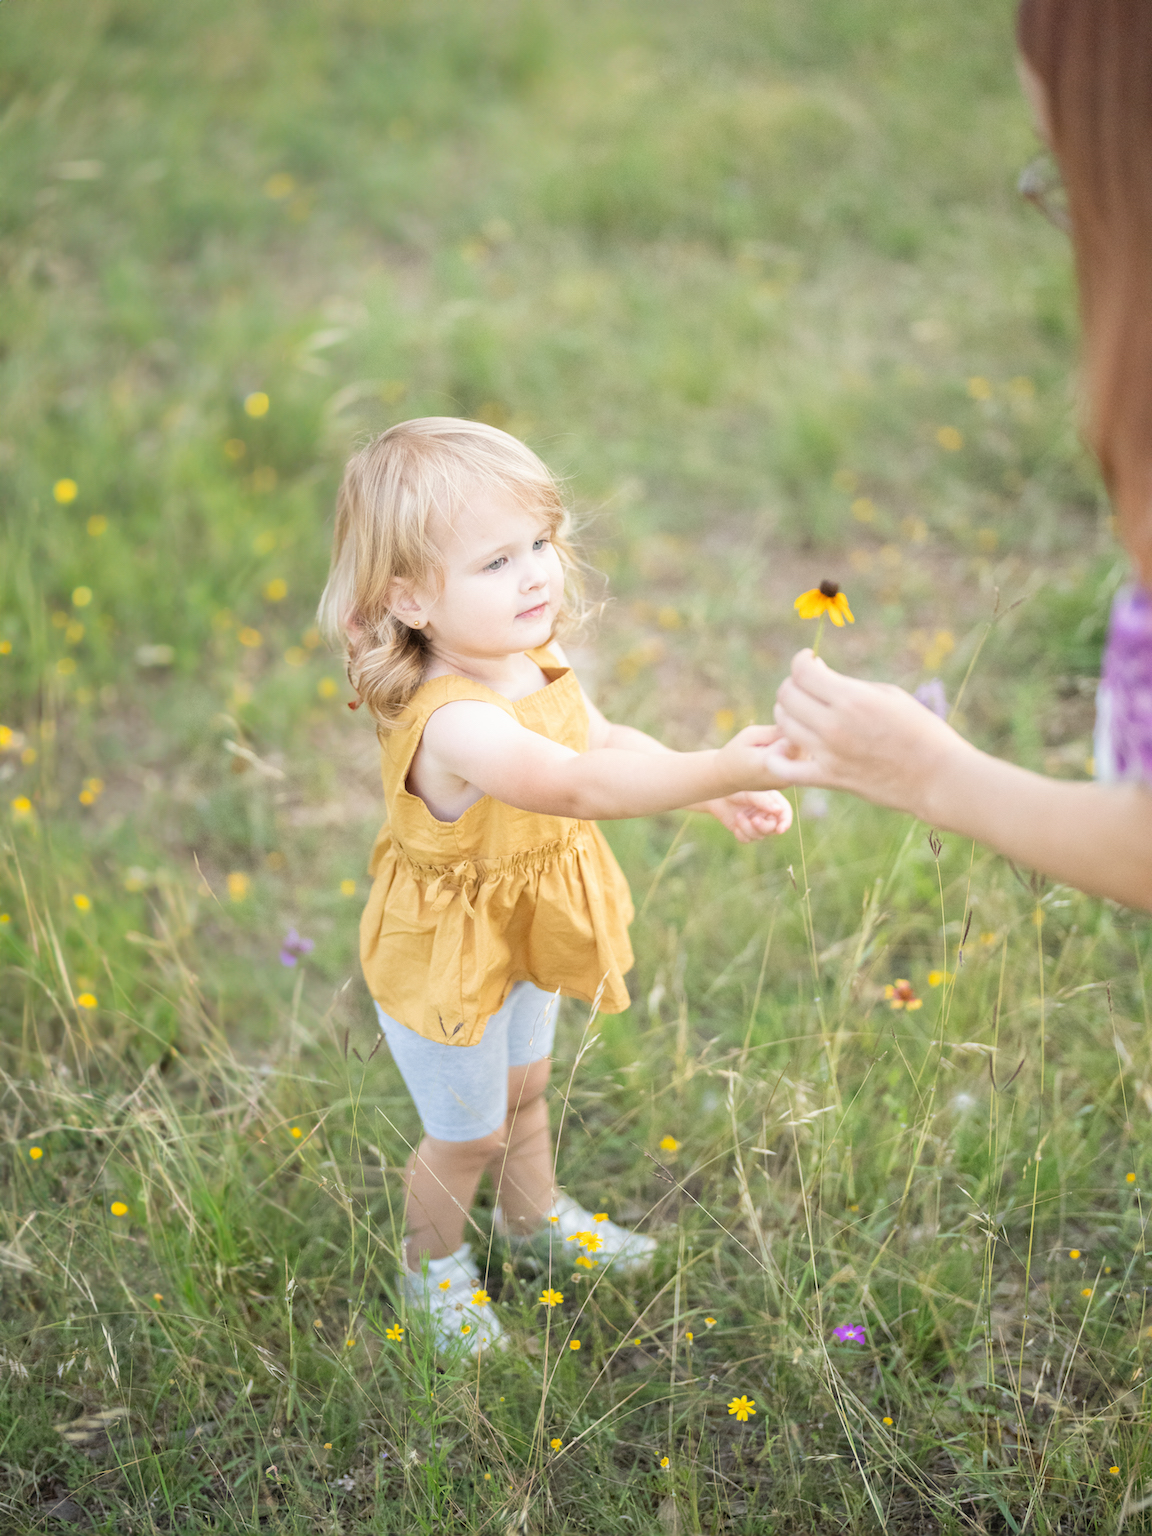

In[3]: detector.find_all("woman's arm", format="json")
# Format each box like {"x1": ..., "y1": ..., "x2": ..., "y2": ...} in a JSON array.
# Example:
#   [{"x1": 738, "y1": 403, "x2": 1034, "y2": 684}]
[{"x1": 767, "y1": 649, "x2": 1152, "y2": 910}]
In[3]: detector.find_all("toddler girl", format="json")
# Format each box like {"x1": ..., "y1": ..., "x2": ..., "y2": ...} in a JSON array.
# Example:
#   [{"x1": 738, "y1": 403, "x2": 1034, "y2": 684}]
[{"x1": 319, "y1": 418, "x2": 793, "y2": 1354}]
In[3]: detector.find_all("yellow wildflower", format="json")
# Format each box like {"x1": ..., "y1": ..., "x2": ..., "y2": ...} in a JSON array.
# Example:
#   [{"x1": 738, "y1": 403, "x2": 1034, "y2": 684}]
[
  {"x1": 340, "y1": 879, "x2": 356, "y2": 896},
  {"x1": 882, "y1": 1416, "x2": 894, "y2": 1426},
  {"x1": 660, "y1": 1455, "x2": 670, "y2": 1468},
  {"x1": 29, "y1": 1146, "x2": 43, "y2": 1160},
  {"x1": 1070, "y1": 1249, "x2": 1081, "y2": 1259},
  {"x1": 244, "y1": 392, "x2": 270, "y2": 418},
  {"x1": 594, "y1": 1212, "x2": 608, "y2": 1222},
  {"x1": 73, "y1": 894, "x2": 91, "y2": 912},
  {"x1": 927, "y1": 970, "x2": 952, "y2": 987},
  {"x1": 704, "y1": 1316, "x2": 716, "y2": 1327},
  {"x1": 11, "y1": 797, "x2": 33, "y2": 817},
  {"x1": 318, "y1": 678, "x2": 339, "y2": 699},
  {"x1": 110, "y1": 1201, "x2": 128, "y2": 1217},
  {"x1": 569, "y1": 1339, "x2": 581, "y2": 1351},
  {"x1": 438, "y1": 1279, "x2": 451, "y2": 1291},
  {"x1": 54, "y1": 479, "x2": 78, "y2": 504},
  {"x1": 659, "y1": 1135, "x2": 680, "y2": 1153},
  {"x1": 794, "y1": 580, "x2": 854, "y2": 626},
  {"x1": 471, "y1": 1289, "x2": 490, "y2": 1307},
  {"x1": 550, "y1": 1438, "x2": 562, "y2": 1451},
  {"x1": 290, "y1": 1126, "x2": 303, "y2": 1139},
  {"x1": 1128, "y1": 1173, "x2": 1137, "y2": 1183},
  {"x1": 264, "y1": 578, "x2": 288, "y2": 602},
  {"x1": 727, "y1": 1395, "x2": 756, "y2": 1422},
  {"x1": 386, "y1": 1324, "x2": 403, "y2": 1341},
  {"x1": 77, "y1": 993, "x2": 97, "y2": 1009},
  {"x1": 538, "y1": 1288, "x2": 564, "y2": 1307}
]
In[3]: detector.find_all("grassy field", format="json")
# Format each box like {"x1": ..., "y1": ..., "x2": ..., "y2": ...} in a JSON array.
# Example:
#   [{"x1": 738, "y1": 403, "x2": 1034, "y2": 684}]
[{"x1": 2, "y1": 0, "x2": 1150, "y2": 1531}]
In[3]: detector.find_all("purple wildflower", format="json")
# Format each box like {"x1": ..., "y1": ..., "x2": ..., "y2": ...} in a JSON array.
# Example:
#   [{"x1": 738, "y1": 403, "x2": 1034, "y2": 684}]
[
  {"x1": 1096, "y1": 584, "x2": 1152, "y2": 784},
  {"x1": 914, "y1": 679, "x2": 948, "y2": 719},
  {"x1": 832, "y1": 1323, "x2": 865, "y2": 1344},
  {"x1": 279, "y1": 927, "x2": 314, "y2": 967}
]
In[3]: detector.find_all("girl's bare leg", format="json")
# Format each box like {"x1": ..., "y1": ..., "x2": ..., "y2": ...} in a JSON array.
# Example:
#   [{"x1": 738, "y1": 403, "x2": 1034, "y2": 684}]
[
  {"x1": 403, "y1": 1128, "x2": 504, "y2": 1269},
  {"x1": 486, "y1": 1057, "x2": 555, "y2": 1235}
]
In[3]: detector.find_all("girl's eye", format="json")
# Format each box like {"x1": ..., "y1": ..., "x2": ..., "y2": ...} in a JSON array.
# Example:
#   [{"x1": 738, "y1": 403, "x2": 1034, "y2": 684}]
[
  {"x1": 532, "y1": 538, "x2": 548, "y2": 551},
  {"x1": 484, "y1": 556, "x2": 507, "y2": 571}
]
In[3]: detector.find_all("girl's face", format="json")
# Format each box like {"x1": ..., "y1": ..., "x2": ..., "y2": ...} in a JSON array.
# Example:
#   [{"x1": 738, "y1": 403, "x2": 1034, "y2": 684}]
[{"x1": 397, "y1": 486, "x2": 565, "y2": 662}]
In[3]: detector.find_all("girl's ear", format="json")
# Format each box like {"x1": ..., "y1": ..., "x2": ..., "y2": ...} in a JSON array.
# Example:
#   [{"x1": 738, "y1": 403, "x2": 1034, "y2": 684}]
[{"x1": 385, "y1": 579, "x2": 430, "y2": 631}]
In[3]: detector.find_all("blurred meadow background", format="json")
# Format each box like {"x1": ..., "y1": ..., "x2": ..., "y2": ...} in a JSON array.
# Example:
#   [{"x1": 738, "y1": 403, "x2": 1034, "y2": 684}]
[{"x1": 1, "y1": 0, "x2": 1149, "y2": 1530}]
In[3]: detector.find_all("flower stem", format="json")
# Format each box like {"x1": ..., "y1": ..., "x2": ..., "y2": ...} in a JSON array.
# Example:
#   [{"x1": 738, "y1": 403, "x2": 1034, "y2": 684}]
[{"x1": 810, "y1": 614, "x2": 827, "y2": 658}]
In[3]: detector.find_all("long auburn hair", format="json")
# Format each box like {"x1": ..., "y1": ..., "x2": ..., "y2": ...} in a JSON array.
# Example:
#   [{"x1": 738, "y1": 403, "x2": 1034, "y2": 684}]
[
  {"x1": 1017, "y1": 0, "x2": 1152, "y2": 586},
  {"x1": 317, "y1": 418, "x2": 587, "y2": 730}
]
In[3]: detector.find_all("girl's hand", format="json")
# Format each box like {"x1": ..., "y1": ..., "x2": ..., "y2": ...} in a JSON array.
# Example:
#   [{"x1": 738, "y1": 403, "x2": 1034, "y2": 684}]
[
  {"x1": 702, "y1": 788, "x2": 793, "y2": 842},
  {"x1": 764, "y1": 649, "x2": 962, "y2": 818}
]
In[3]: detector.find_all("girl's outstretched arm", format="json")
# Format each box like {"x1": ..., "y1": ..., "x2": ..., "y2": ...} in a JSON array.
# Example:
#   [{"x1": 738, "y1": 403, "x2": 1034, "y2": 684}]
[
  {"x1": 766, "y1": 648, "x2": 1152, "y2": 911},
  {"x1": 418, "y1": 700, "x2": 790, "y2": 824}
]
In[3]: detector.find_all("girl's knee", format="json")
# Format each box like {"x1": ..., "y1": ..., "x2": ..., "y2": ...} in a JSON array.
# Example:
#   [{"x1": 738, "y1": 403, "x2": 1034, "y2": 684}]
[
  {"x1": 508, "y1": 1056, "x2": 551, "y2": 1106},
  {"x1": 420, "y1": 1127, "x2": 508, "y2": 1168}
]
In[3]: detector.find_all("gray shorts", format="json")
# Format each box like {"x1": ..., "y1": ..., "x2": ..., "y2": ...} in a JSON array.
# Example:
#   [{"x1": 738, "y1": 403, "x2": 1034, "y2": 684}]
[{"x1": 375, "y1": 981, "x2": 558, "y2": 1142}]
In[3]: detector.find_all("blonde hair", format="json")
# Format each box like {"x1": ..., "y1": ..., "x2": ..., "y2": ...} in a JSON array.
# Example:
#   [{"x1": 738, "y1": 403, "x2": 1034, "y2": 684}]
[{"x1": 318, "y1": 418, "x2": 587, "y2": 729}]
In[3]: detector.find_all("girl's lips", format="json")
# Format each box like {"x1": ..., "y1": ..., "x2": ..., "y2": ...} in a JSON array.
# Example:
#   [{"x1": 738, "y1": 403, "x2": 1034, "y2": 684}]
[{"x1": 517, "y1": 602, "x2": 547, "y2": 620}]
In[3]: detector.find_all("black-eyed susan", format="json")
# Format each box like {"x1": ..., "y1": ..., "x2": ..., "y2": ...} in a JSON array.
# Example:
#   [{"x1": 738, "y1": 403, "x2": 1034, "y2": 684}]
[
  {"x1": 794, "y1": 580, "x2": 854, "y2": 657},
  {"x1": 727, "y1": 1395, "x2": 756, "y2": 1422}
]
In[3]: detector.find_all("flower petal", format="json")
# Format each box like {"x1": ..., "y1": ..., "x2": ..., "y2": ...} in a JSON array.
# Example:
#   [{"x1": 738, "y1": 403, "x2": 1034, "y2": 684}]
[
  {"x1": 794, "y1": 590, "x2": 828, "y2": 619},
  {"x1": 833, "y1": 592, "x2": 855, "y2": 624}
]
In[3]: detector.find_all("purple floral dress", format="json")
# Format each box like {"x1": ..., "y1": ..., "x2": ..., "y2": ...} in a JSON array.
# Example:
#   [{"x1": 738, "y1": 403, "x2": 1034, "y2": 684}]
[{"x1": 1095, "y1": 584, "x2": 1152, "y2": 783}]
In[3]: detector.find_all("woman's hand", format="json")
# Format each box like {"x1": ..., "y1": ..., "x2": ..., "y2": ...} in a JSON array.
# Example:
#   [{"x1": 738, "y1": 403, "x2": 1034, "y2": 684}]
[
  {"x1": 764, "y1": 649, "x2": 966, "y2": 819},
  {"x1": 701, "y1": 788, "x2": 793, "y2": 842}
]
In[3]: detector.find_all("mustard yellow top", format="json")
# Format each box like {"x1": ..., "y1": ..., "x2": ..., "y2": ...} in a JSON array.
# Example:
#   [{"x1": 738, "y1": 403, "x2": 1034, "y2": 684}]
[{"x1": 359, "y1": 645, "x2": 635, "y2": 1046}]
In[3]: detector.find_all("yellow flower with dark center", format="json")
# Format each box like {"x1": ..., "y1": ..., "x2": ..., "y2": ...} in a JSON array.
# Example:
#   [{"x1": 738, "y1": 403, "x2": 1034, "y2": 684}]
[
  {"x1": 727, "y1": 1395, "x2": 756, "y2": 1422},
  {"x1": 794, "y1": 580, "x2": 854, "y2": 627}
]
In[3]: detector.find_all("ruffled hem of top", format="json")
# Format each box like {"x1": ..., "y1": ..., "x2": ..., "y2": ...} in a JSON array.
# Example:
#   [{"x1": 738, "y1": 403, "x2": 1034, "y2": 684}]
[{"x1": 360, "y1": 824, "x2": 634, "y2": 1045}]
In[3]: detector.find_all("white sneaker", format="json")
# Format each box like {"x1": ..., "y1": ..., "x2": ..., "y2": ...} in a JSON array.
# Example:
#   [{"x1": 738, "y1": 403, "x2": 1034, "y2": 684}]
[
  {"x1": 494, "y1": 1193, "x2": 657, "y2": 1277},
  {"x1": 400, "y1": 1243, "x2": 505, "y2": 1357}
]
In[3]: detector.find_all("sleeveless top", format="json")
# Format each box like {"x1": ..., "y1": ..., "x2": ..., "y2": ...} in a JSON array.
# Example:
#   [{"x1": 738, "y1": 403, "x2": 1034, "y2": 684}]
[
  {"x1": 1095, "y1": 583, "x2": 1152, "y2": 785},
  {"x1": 359, "y1": 645, "x2": 635, "y2": 1046}
]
